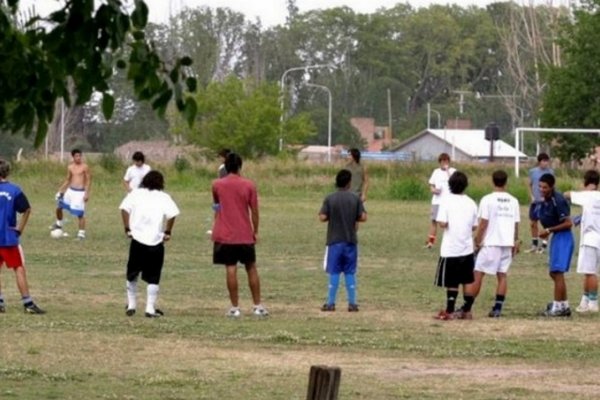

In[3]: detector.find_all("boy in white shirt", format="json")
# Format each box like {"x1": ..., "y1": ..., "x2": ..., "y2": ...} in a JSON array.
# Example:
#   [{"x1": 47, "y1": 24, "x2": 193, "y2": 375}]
[
  {"x1": 426, "y1": 153, "x2": 457, "y2": 249},
  {"x1": 434, "y1": 171, "x2": 478, "y2": 320},
  {"x1": 565, "y1": 170, "x2": 600, "y2": 313},
  {"x1": 465, "y1": 170, "x2": 520, "y2": 318},
  {"x1": 123, "y1": 151, "x2": 151, "y2": 192}
]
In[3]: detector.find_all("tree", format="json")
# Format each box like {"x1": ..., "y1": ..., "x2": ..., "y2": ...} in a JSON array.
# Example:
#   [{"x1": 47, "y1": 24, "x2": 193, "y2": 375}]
[
  {"x1": 541, "y1": 0, "x2": 600, "y2": 161},
  {"x1": 0, "y1": 0, "x2": 197, "y2": 146}
]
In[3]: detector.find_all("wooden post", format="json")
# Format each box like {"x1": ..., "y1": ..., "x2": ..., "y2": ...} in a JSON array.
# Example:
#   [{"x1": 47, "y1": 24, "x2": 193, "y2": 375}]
[{"x1": 306, "y1": 365, "x2": 341, "y2": 400}]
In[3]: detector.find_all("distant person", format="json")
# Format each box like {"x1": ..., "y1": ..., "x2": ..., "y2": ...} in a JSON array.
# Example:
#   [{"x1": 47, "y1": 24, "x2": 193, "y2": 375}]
[
  {"x1": 433, "y1": 171, "x2": 478, "y2": 320},
  {"x1": 211, "y1": 153, "x2": 269, "y2": 318},
  {"x1": 120, "y1": 170, "x2": 180, "y2": 318},
  {"x1": 52, "y1": 149, "x2": 91, "y2": 240},
  {"x1": 0, "y1": 159, "x2": 45, "y2": 314},
  {"x1": 565, "y1": 170, "x2": 600, "y2": 313},
  {"x1": 346, "y1": 148, "x2": 368, "y2": 202},
  {"x1": 538, "y1": 173, "x2": 574, "y2": 317},
  {"x1": 217, "y1": 148, "x2": 231, "y2": 178},
  {"x1": 526, "y1": 153, "x2": 554, "y2": 253},
  {"x1": 319, "y1": 169, "x2": 368, "y2": 312},
  {"x1": 425, "y1": 153, "x2": 456, "y2": 249},
  {"x1": 123, "y1": 151, "x2": 151, "y2": 192},
  {"x1": 462, "y1": 170, "x2": 520, "y2": 318}
]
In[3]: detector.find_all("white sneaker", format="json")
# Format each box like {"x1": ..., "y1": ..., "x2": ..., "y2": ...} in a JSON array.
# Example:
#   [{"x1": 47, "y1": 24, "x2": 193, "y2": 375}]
[
  {"x1": 77, "y1": 232, "x2": 86, "y2": 240},
  {"x1": 588, "y1": 301, "x2": 599, "y2": 313},
  {"x1": 252, "y1": 305, "x2": 269, "y2": 317},
  {"x1": 524, "y1": 246, "x2": 538, "y2": 254},
  {"x1": 226, "y1": 307, "x2": 241, "y2": 318}
]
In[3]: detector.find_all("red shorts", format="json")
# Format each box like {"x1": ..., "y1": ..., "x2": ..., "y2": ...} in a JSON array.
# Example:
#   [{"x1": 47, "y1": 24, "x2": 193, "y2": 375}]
[{"x1": 0, "y1": 246, "x2": 25, "y2": 269}]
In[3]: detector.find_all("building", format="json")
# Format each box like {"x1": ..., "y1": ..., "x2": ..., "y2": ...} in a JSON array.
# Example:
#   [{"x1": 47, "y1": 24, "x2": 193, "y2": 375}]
[
  {"x1": 391, "y1": 129, "x2": 527, "y2": 162},
  {"x1": 349, "y1": 117, "x2": 392, "y2": 152}
]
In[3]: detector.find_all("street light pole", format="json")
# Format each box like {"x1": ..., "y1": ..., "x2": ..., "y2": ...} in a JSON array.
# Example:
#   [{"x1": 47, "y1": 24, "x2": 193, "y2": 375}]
[
  {"x1": 427, "y1": 102, "x2": 442, "y2": 129},
  {"x1": 307, "y1": 83, "x2": 332, "y2": 163},
  {"x1": 279, "y1": 64, "x2": 330, "y2": 151}
]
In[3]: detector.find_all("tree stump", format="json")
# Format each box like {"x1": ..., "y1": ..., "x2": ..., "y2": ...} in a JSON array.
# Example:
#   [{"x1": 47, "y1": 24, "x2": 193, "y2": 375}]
[{"x1": 306, "y1": 365, "x2": 341, "y2": 400}]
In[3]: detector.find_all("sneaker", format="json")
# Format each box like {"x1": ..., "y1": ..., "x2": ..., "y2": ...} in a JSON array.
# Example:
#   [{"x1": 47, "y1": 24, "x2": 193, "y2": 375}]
[
  {"x1": 50, "y1": 223, "x2": 62, "y2": 230},
  {"x1": 0, "y1": 304, "x2": 5, "y2": 313},
  {"x1": 24, "y1": 303, "x2": 46, "y2": 314},
  {"x1": 348, "y1": 304, "x2": 359, "y2": 312},
  {"x1": 576, "y1": 302, "x2": 599, "y2": 313},
  {"x1": 454, "y1": 309, "x2": 473, "y2": 320},
  {"x1": 226, "y1": 307, "x2": 241, "y2": 318},
  {"x1": 524, "y1": 246, "x2": 538, "y2": 254},
  {"x1": 145, "y1": 309, "x2": 164, "y2": 318},
  {"x1": 434, "y1": 310, "x2": 454, "y2": 320},
  {"x1": 541, "y1": 307, "x2": 571, "y2": 317},
  {"x1": 77, "y1": 232, "x2": 86, "y2": 240},
  {"x1": 252, "y1": 305, "x2": 269, "y2": 317},
  {"x1": 488, "y1": 309, "x2": 502, "y2": 318},
  {"x1": 321, "y1": 303, "x2": 335, "y2": 312},
  {"x1": 125, "y1": 308, "x2": 136, "y2": 317}
]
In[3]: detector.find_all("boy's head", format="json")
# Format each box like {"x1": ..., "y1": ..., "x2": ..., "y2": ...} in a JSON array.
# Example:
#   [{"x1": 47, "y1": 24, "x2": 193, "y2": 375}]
[
  {"x1": 349, "y1": 148, "x2": 361, "y2": 163},
  {"x1": 584, "y1": 169, "x2": 600, "y2": 186},
  {"x1": 0, "y1": 159, "x2": 10, "y2": 179},
  {"x1": 225, "y1": 153, "x2": 242, "y2": 174},
  {"x1": 336, "y1": 169, "x2": 352, "y2": 189},
  {"x1": 492, "y1": 170, "x2": 508, "y2": 188},
  {"x1": 537, "y1": 152, "x2": 550, "y2": 167},
  {"x1": 132, "y1": 151, "x2": 145, "y2": 165},
  {"x1": 538, "y1": 173, "x2": 555, "y2": 198},
  {"x1": 438, "y1": 153, "x2": 450, "y2": 169},
  {"x1": 140, "y1": 170, "x2": 164, "y2": 191},
  {"x1": 448, "y1": 171, "x2": 468, "y2": 194},
  {"x1": 71, "y1": 148, "x2": 82, "y2": 163}
]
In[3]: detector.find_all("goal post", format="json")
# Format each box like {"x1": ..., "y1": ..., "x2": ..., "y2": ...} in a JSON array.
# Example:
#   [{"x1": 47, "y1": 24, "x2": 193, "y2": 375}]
[{"x1": 514, "y1": 127, "x2": 600, "y2": 177}]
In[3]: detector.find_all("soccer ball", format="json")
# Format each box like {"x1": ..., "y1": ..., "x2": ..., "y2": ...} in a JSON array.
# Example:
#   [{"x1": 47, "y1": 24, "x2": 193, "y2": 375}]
[{"x1": 50, "y1": 228, "x2": 64, "y2": 239}]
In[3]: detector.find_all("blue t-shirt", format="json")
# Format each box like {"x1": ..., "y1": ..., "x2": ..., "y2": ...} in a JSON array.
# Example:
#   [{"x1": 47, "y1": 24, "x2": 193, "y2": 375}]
[
  {"x1": 0, "y1": 181, "x2": 30, "y2": 247},
  {"x1": 539, "y1": 190, "x2": 570, "y2": 231},
  {"x1": 529, "y1": 167, "x2": 554, "y2": 202}
]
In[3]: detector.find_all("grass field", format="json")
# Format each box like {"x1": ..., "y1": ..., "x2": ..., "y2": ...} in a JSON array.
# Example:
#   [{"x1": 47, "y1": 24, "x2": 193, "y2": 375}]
[{"x1": 1, "y1": 160, "x2": 598, "y2": 399}]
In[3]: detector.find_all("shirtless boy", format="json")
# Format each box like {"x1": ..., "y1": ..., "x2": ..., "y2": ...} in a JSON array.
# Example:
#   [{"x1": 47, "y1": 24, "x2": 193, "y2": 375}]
[{"x1": 53, "y1": 149, "x2": 92, "y2": 239}]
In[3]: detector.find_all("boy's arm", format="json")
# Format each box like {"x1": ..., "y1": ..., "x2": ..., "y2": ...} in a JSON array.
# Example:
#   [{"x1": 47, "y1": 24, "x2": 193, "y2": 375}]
[
  {"x1": 17, "y1": 207, "x2": 31, "y2": 235},
  {"x1": 474, "y1": 218, "x2": 489, "y2": 248}
]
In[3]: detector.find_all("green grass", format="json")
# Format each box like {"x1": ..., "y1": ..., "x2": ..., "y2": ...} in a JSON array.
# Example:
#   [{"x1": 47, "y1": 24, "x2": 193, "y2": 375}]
[{"x1": 0, "y1": 159, "x2": 597, "y2": 399}]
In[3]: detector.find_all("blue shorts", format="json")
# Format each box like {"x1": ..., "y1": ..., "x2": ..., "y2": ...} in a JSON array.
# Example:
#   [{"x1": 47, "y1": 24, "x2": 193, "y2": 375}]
[
  {"x1": 325, "y1": 242, "x2": 357, "y2": 274},
  {"x1": 529, "y1": 202, "x2": 541, "y2": 221},
  {"x1": 548, "y1": 230, "x2": 574, "y2": 273}
]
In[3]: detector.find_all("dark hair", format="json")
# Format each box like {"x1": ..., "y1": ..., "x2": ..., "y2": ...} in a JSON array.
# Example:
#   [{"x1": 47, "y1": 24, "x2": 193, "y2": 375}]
[
  {"x1": 448, "y1": 171, "x2": 468, "y2": 194},
  {"x1": 336, "y1": 169, "x2": 352, "y2": 188},
  {"x1": 349, "y1": 148, "x2": 361, "y2": 163},
  {"x1": 537, "y1": 153, "x2": 550, "y2": 162},
  {"x1": 438, "y1": 153, "x2": 450, "y2": 163},
  {"x1": 539, "y1": 173, "x2": 555, "y2": 188},
  {"x1": 218, "y1": 148, "x2": 231, "y2": 158},
  {"x1": 492, "y1": 170, "x2": 508, "y2": 187},
  {"x1": 584, "y1": 169, "x2": 600, "y2": 186},
  {"x1": 0, "y1": 159, "x2": 10, "y2": 179},
  {"x1": 225, "y1": 153, "x2": 242, "y2": 174},
  {"x1": 140, "y1": 170, "x2": 164, "y2": 191},
  {"x1": 71, "y1": 148, "x2": 82, "y2": 157},
  {"x1": 132, "y1": 151, "x2": 145, "y2": 163}
]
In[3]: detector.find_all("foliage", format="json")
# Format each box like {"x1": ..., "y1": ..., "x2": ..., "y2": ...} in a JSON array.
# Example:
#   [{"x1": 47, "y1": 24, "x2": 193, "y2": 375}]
[
  {"x1": 0, "y1": 0, "x2": 197, "y2": 146},
  {"x1": 98, "y1": 153, "x2": 123, "y2": 173},
  {"x1": 172, "y1": 76, "x2": 315, "y2": 158},
  {"x1": 541, "y1": 0, "x2": 600, "y2": 162}
]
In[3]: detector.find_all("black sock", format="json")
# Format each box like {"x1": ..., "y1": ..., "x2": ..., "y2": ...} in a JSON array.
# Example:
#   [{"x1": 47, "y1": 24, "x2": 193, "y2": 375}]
[
  {"x1": 493, "y1": 295, "x2": 505, "y2": 311},
  {"x1": 532, "y1": 238, "x2": 539, "y2": 247},
  {"x1": 446, "y1": 289, "x2": 459, "y2": 313},
  {"x1": 462, "y1": 295, "x2": 475, "y2": 312}
]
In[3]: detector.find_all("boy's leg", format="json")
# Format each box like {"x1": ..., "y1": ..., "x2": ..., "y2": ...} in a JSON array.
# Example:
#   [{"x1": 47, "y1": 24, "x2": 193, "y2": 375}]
[
  {"x1": 145, "y1": 284, "x2": 159, "y2": 316},
  {"x1": 0, "y1": 272, "x2": 4, "y2": 312},
  {"x1": 245, "y1": 262, "x2": 261, "y2": 306},
  {"x1": 585, "y1": 274, "x2": 598, "y2": 311},
  {"x1": 326, "y1": 273, "x2": 340, "y2": 306},
  {"x1": 344, "y1": 273, "x2": 357, "y2": 306},
  {"x1": 15, "y1": 266, "x2": 45, "y2": 314},
  {"x1": 446, "y1": 288, "x2": 459, "y2": 313},
  {"x1": 226, "y1": 265, "x2": 239, "y2": 307},
  {"x1": 126, "y1": 280, "x2": 137, "y2": 313}
]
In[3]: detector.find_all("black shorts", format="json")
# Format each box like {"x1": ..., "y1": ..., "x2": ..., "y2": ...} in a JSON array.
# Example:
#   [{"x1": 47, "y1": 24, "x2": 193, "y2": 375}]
[
  {"x1": 126, "y1": 239, "x2": 164, "y2": 284},
  {"x1": 213, "y1": 243, "x2": 256, "y2": 266},
  {"x1": 434, "y1": 254, "x2": 475, "y2": 288}
]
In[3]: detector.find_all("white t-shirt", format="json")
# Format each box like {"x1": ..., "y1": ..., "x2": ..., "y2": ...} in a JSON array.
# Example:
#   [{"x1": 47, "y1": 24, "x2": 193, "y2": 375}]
[
  {"x1": 570, "y1": 191, "x2": 600, "y2": 248},
  {"x1": 478, "y1": 191, "x2": 520, "y2": 247},
  {"x1": 436, "y1": 193, "x2": 478, "y2": 257},
  {"x1": 119, "y1": 188, "x2": 180, "y2": 246},
  {"x1": 123, "y1": 164, "x2": 151, "y2": 190},
  {"x1": 428, "y1": 167, "x2": 457, "y2": 205}
]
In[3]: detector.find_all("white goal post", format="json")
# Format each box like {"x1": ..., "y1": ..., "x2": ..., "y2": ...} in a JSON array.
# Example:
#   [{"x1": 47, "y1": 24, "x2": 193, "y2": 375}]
[{"x1": 514, "y1": 127, "x2": 600, "y2": 177}]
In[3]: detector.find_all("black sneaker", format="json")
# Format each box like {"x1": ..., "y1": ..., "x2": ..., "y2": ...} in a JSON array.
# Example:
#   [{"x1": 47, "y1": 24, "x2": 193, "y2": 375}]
[
  {"x1": 348, "y1": 304, "x2": 359, "y2": 312},
  {"x1": 321, "y1": 303, "x2": 335, "y2": 312},
  {"x1": 488, "y1": 309, "x2": 502, "y2": 318},
  {"x1": 126, "y1": 308, "x2": 136, "y2": 317},
  {"x1": 541, "y1": 307, "x2": 572, "y2": 317},
  {"x1": 24, "y1": 303, "x2": 46, "y2": 314},
  {"x1": 145, "y1": 309, "x2": 164, "y2": 318}
]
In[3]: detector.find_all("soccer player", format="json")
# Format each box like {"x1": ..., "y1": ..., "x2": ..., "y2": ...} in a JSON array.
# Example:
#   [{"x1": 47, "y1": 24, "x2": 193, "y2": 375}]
[
  {"x1": 346, "y1": 148, "x2": 369, "y2": 202},
  {"x1": 463, "y1": 170, "x2": 520, "y2": 318},
  {"x1": 425, "y1": 153, "x2": 456, "y2": 249},
  {"x1": 526, "y1": 153, "x2": 554, "y2": 253},
  {"x1": 217, "y1": 148, "x2": 231, "y2": 178},
  {"x1": 120, "y1": 170, "x2": 180, "y2": 318},
  {"x1": 53, "y1": 148, "x2": 92, "y2": 240},
  {"x1": 123, "y1": 151, "x2": 151, "y2": 192},
  {"x1": 433, "y1": 171, "x2": 478, "y2": 320},
  {"x1": 319, "y1": 169, "x2": 368, "y2": 312},
  {"x1": 564, "y1": 170, "x2": 600, "y2": 313},
  {"x1": 0, "y1": 159, "x2": 45, "y2": 314},
  {"x1": 211, "y1": 153, "x2": 269, "y2": 318},
  {"x1": 538, "y1": 173, "x2": 574, "y2": 317}
]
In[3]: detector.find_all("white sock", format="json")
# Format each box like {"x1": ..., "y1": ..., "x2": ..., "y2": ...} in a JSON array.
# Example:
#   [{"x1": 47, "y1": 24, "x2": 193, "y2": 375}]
[
  {"x1": 552, "y1": 301, "x2": 561, "y2": 311},
  {"x1": 146, "y1": 284, "x2": 159, "y2": 314},
  {"x1": 56, "y1": 220, "x2": 63, "y2": 227},
  {"x1": 562, "y1": 300, "x2": 570, "y2": 309},
  {"x1": 77, "y1": 230, "x2": 85, "y2": 236},
  {"x1": 126, "y1": 280, "x2": 137, "y2": 310}
]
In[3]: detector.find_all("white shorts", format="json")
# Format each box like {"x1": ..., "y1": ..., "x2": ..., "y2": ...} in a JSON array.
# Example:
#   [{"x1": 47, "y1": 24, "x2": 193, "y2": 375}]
[
  {"x1": 59, "y1": 187, "x2": 86, "y2": 217},
  {"x1": 576, "y1": 245, "x2": 600, "y2": 275},
  {"x1": 474, "y1": 246, "x2": 513, "y2": 275}
]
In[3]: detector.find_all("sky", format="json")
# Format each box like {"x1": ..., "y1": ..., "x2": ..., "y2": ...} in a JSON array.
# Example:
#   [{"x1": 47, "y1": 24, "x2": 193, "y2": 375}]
[{"x1": 21, "y1": 1, "x2": 567, "y2": 27}]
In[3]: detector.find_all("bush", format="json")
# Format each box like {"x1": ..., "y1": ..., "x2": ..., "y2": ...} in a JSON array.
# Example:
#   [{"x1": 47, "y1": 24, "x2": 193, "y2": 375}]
[
  {"x1": 388, "y1": 178, "x2": 429, "y2": 201},
  {"x1": 174, "y1": 156, "x2": 191, "y2": 173},
  {"x1": 98, "y1": 153, "x2": 122, "y2": 173}
]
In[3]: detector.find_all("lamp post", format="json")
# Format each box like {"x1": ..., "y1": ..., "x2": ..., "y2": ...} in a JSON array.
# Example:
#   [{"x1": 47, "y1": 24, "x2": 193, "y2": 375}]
[
  {"x1": 306, "y1": 83, "x2": 332, "y2": 163},
  {"x1": 279, "y1": 64, "x2": 330, "y2": 151},
  {"x1": 427, "y1": 102, "x2": 442, "y2": 129}
]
